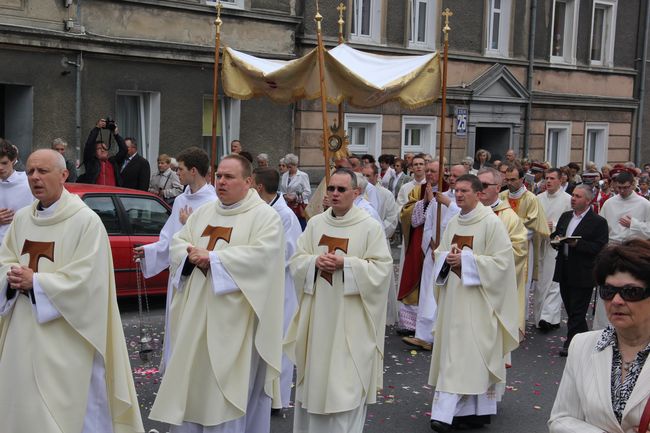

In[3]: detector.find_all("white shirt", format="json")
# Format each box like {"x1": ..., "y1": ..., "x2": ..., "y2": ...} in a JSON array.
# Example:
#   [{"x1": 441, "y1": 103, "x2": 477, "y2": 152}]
[{"x1": 0, "y1": 170, "x2": 34, "y2": 245}]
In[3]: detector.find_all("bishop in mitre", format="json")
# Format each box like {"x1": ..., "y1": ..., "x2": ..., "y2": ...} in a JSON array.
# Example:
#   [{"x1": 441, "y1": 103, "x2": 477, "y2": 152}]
[
  {"x1": 429, "y1": 174, "x2": 519, "y2": 432},
  {"x1": 149, "y1": 154, "x2": 285, "y2": 433},
  {"x1": 286, "y1": 167, "x2": 393, "y2": 433},
  {"x1": 0, "y1": 149, "x2": 143, "y2": 433}
]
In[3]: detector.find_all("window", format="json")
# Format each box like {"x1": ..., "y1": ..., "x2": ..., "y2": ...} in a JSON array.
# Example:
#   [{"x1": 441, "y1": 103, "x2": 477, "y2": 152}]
[
  {"x1": 344, "y1": 113, "x2": 383, "y2": 157},
  {"x1": 206, "y1": 0, "x2": 244, "y2": 10},
  {"x1": 119, "y1": 196, "x2": 170, "y2": 235},
  {"x1": 590, "y1": 1, "x2": 617, "y2": 67},
  {"x1": 401, "y1": 115, "x2": 437, "y2": 157},
  {"x1": 545, "y1": 121, "x2": 572, "y2": 167},
  {"x1": 350, "y1": 0, "x2": 381, "y2": 44},
  {"x1": 408, "y1": 0, "x2": 437, "y2": 50},
  {"x1": 202, "y1": 96, "x2": 241, "y2": 160},
  {"x1": 83, "y1": 196, "x2": 121, "y2": 234},
  {"x1": 485, "y1": 0, "x2": 511, "y2": 57},
  {"x1": 584, "y1": 123, "x2": 609, "y2": 168},
  {"x1": 116, "y1": 91, "x2": 160, "y2": 164},
  {"x1": 550, "y1": 0, "x2": 579, "y2": 65}
]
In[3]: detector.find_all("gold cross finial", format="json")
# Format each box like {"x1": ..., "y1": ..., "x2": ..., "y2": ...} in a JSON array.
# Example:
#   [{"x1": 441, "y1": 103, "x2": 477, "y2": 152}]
[
  {"x1": 215, "y1": 1, "x2": 223, "y2": 32},
  {"x1": 442, "y1": 8, "x2": 453, "y2": 34},
  {"x1": 337, "y1": 2, "x2": 346, "y2": 42}
]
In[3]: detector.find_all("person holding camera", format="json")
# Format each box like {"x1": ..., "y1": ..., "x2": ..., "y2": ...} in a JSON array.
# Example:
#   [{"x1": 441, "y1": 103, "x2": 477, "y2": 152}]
[{"x1": 77, "y1": 118, "x2": 128, "y2": 186}]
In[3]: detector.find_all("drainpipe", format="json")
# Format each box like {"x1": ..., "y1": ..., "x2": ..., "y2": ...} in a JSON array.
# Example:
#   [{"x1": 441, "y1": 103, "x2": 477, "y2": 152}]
[
  {"x1": 524, "y1": 0, "x2": 537, "y2": 158},
  {"x1": 635, "y1": 1, "x2": 650, "y2": 165},
  {"x1": 75, "y1": 51, "x2": 82, "y2": 161}
]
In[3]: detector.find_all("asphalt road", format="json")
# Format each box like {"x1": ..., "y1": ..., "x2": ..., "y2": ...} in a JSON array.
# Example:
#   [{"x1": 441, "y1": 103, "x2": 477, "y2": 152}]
[{"x1": 119, "y1": 253, "x2": 571, "y2": 433}]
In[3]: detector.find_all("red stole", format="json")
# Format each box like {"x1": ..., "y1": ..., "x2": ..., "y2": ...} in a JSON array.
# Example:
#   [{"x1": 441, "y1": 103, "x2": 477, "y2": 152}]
[{"x1": 398, "y1": 184, "x2": 425, "y2": 301}]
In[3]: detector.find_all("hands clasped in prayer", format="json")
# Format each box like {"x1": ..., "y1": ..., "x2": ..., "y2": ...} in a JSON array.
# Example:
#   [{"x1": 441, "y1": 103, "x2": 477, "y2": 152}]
[
  {"x1": 445, "y1": 245, "x2": 462, "y2": 271},
  {"x1": 187, "y1": 245, "x2": 210, "y2": 271},
  {"x1": 315, "y1": 252, "x2": 344, "y2": 273},
  {"x1": 6, "y1": 265, "x2": 33, "y2": 292}
]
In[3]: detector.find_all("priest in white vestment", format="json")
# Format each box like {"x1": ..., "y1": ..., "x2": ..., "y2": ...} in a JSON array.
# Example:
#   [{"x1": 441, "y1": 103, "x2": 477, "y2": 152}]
[
  {"x1": 0, "y1": 149, "x2": 144, "y2": 433},
  {"x1": 534, "y1": 169, "x2": 571, "y2": 331},
  {"x1": 286, "y1": 168, "x2": 393, "y2": 433},
  {"x1": 354, "y1": 173, "x2": 381, "y2": 223},
  {"x1": 0, "y1": 141, "x2": 34, "y2": 245},
  {"x1": 252, "y1": 167, "x2": 302, "y2": 410},
  {"x1": 596, "y1": 170, "x2": 650, "y2": 329},
  {"x1": 362, "y1": 164, "x2": 399, "y2": 325},
  {"x1": 429, "y1": 174, "x2": 519, "y2": 432},
  {"x1": 150, "y1": 155, "x2": 285, "y2": 433},
  {"x1": 134, "y1": 147, "x2": 217, "y2": 372}
]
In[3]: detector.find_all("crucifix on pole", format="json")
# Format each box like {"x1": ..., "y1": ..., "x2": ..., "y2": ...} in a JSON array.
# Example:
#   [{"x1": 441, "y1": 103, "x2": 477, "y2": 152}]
[{"x1": 435, "y1": 8, "x2": 452, "y2": 247}]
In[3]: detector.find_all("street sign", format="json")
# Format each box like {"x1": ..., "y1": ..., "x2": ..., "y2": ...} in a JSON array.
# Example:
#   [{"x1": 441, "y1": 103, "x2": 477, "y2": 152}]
[{"x1": 455, "y1": 107, "x2": 468, "y2": 136}]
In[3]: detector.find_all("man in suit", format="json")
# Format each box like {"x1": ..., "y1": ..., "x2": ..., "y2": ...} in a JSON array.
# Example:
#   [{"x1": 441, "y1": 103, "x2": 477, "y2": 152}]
[
  {"x1": 551, "y1": 184, "x2": 608, "y2": 357},
  {"x1": 120, "y1": 137, "x2": 151, "y2": 191}
]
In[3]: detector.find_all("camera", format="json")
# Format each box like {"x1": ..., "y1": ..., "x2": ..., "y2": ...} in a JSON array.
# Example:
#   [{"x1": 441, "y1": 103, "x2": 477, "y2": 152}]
[{"x1": 103, "y1": 117, "x2": 117, "y2": 132}]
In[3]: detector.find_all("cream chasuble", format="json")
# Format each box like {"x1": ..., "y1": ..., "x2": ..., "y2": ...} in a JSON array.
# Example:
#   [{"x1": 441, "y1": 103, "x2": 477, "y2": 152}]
[
  {"x1": 286, "y1": 206, "x2": 393, "y2": 417},
  {"x1": 150, "y1": 189, "x2": 285, "y2": 428},
  {"x1": 535, "y1": 190, "x2": 571, "y2": 326},
  {"x1": 141, "y1": 183, "x2": 217, "y2": 371},
  {"x1": 0, "y1": 189, "x2": 143, "y2": 433},
  {"x1": 492, "y1": 200, "x2": 529, "y2": 337},
  {"x1": 429, "y1": 204, "x2": 519, "y2": 396},
  {"x1": 500, "y1": 188, "x2": 549, "y2": 280}
]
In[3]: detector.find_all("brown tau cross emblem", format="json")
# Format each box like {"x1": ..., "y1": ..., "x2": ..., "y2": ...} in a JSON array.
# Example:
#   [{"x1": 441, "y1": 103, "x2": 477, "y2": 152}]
[
  {"x1": 318, "y1": 234, "x2": 349, "y2": 285},
  {"x1": 21, "y1": 239, "x2": 55, "y2": 272},
  {"x1": 201, "y1": 225, "x2": 233, "y2": 251},
  {"x1": 198, "y1": 225, "x2": 233, "y2": 276},
  {"x1": 450, "y1": 234, "x2": 473, "y2": 278}
]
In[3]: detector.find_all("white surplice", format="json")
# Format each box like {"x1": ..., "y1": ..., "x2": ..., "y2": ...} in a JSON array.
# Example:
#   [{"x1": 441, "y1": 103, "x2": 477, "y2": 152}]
[
  {"x1": 141, "y1": 183, "x2": 217, "y2": 370},
  {"x1": 0, "y1": 170, "x2": 34, "y2": 245}
]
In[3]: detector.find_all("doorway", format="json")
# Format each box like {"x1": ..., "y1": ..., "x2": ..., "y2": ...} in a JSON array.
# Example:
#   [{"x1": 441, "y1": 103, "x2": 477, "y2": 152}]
[
  {"x1": 475, "y1": 126, "x2": 511, "y2": 162},
  {"x1": 1, "y1": 84, "x2": 34, "y2": 165}
]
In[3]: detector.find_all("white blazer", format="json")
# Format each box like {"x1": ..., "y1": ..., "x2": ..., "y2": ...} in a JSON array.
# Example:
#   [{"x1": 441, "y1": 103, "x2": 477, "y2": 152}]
[{"x1": 549, "y1": 330, "x2": 650, "y2": 433}]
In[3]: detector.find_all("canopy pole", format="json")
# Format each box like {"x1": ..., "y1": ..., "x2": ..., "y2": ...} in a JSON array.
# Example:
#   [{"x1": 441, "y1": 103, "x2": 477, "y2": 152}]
[
  {"x1": 436, "y1": 8, "x2": 452, "y2": 246},
  {"x1": 315, "y1": 2, "x2": 331, "y2": 184},
  {"x1": 211, "y1": 1, "x2": 223, "y2": 186},
  {"x1": 336, "y1": 2, "x2": 346, "y2": 134}
]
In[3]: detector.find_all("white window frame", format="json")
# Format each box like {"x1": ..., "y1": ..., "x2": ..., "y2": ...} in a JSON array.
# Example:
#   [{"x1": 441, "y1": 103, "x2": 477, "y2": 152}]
[
  {"x1": 550, "y1": 0, "x2": 580, "y2": 65},
  {"x1": 206, "y1": 0, "x2": 244, "y2": 10},
  {"x1": 589, "y1": 0, "x2": 617, "y2": 67},
  {"x1": 401, "y1": 115, "x2": 437, "y2": 158},
  {"x1": 116, "y1": 91, "x2": 161, "y2": 166},
  {"x1": 408, "y1": 0, "x2": 438, "y2": 50},
  {"x1": 485, "y1": 0, "x2": 512, "y2": 58},
  {"x1": 583, "y1": 122, "x2": 609, "y2": 169},
  {"x1": 202, "y1": 96, "x2": 241, "y2": 159},
  {"x1": 344, "y1": 113, "x2": 383, "y2": 157},
  {"x1": 349, "y1": 0, "x2": 382, "y2": 44},
  {"x1": 545, "y1": 121, "x2": 572, "y2": 167}
]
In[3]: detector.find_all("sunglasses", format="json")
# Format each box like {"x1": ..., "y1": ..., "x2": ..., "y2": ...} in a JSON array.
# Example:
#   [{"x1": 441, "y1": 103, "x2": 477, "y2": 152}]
[
  {"x1": 598, "y1": 284, "x2": 650, "y2": 302},
  {"x1": 481, "y1": 182, "x2": 498, "y2": 189},
  {"x1": 327, "y1": 186, "x2": 349, "y2": 193}
]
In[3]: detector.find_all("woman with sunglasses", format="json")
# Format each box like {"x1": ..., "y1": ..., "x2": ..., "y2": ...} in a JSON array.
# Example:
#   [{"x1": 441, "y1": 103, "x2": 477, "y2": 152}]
[{"x1": 549, "y1": 238, "x2": 650, "y2": 433}]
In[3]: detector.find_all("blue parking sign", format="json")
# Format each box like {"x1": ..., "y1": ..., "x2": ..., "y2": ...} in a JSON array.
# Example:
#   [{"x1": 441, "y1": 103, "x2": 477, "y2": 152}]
[{"x1": 455, "y1": 108, "x2": 468, "y2": 136}]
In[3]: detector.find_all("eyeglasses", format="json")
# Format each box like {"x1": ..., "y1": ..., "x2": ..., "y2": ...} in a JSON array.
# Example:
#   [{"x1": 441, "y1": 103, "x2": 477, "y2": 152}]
[
  {"x1": 327, "y1": 186, "x2": 349, "y2": 193},
  {"x1": 598, "y1": 284, "x2": 650, "y2": 302},
  {"x1": 481, "y1": 182, "x2": 498, "y2": 189}
]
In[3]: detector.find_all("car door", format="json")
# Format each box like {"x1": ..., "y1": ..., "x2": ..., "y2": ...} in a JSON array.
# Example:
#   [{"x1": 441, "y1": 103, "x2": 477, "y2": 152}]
[
  {"x1": 118, "y1": 194, "x2": 171, "y2": 296},
  {"x1": 81, "y1": 194, "x2": 133, "y2": 293}
]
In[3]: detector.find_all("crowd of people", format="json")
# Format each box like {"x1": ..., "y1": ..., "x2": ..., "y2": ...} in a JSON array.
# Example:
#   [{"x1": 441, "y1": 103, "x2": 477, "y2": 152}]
[{"x1": 0, "y1": 120, "x2": 649, "y2": 433}]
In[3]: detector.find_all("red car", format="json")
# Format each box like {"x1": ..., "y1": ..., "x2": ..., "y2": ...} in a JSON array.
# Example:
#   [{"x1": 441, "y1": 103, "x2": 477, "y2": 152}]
[{"x1": 65, "y1": 184, "x2": 171, "y2": 297}]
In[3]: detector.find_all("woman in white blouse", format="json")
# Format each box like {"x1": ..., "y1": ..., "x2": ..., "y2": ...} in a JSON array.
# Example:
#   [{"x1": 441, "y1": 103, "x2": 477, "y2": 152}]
[
  {"x1": 549, "y1": 239, "x2": 650, "y2": 433},
  {"x1": 280, "y1": 153, "x2": 311, "y2": 229}
]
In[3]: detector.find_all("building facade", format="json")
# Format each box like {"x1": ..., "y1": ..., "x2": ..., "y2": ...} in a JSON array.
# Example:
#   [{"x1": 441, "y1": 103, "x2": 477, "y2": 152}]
[{"x1": 0, "y1": 0, "x2": 647, "y2": 175}]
